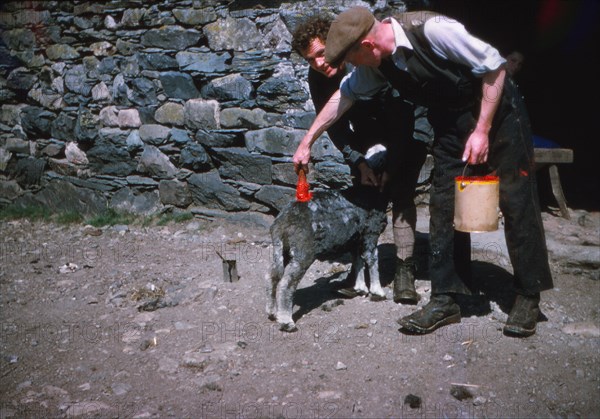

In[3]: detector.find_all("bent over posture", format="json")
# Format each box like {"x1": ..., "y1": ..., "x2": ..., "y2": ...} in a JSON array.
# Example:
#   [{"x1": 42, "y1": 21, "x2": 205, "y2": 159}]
[
  {"x1": 291, "y1": 15, "x2": 430, "y2": 303},
  {"x1": 293, "y1": 7, "x2": 553, "y2": 337}
]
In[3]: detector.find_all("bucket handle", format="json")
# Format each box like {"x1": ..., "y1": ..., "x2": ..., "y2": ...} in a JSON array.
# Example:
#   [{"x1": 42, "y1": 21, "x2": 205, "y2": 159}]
[{"x1": 459, "y1": 162, "x2": 469, "y2": 189}]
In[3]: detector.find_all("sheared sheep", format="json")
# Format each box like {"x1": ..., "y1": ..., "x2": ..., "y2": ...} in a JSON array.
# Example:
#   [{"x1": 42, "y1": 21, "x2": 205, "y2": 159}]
[{"x1": 266, "y1": 184, "x2": 388, "y2": 332}]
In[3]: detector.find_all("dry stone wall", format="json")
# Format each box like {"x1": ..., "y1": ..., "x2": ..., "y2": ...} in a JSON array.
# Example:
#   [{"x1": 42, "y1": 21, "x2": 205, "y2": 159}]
[{"x1": 0, "y1": 0, "x2": 418, "y2": 217}]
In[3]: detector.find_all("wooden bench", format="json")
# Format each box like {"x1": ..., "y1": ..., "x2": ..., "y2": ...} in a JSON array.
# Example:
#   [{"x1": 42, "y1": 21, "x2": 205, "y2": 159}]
[{"x1": 534, "y1": 148, "x2": 574, "y2": 219}]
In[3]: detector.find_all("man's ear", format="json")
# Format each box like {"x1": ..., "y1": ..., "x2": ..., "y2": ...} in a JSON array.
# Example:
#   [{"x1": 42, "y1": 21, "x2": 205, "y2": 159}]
[{"x1": 360, "y1": 39, "x2": 375, "y2": 50}]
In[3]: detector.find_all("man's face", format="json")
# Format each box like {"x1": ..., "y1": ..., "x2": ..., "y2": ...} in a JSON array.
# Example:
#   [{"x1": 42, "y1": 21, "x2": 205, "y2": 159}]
[
  {"x1": 301, "y1": 37, "x2": 343, "y2": 78},
  {"x1": 506, "y1": 52, "x2": 524, "y2": 76}
]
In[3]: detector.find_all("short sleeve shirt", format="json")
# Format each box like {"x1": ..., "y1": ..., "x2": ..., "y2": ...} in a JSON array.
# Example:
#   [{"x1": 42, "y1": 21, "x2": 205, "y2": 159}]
[{"x1": 340, "y1": 16, "x2": 506, "y2": 101}]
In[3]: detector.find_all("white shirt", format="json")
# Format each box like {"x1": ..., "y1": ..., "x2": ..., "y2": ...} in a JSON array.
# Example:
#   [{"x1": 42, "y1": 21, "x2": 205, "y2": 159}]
[{"x1": 340, "y1": 16, "x2": 506, "y2": 101}]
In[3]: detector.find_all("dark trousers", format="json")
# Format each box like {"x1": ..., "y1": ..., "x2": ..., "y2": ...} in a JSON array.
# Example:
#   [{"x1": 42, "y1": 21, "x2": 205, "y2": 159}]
[{"x1": 428, "y1": 78, "x2": 553, "y2": 296}]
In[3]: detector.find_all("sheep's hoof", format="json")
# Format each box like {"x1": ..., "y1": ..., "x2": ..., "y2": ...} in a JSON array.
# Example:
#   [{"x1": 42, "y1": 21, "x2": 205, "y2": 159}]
[
  {"x1": 267, "y1": 313, "x2": 277, "y2": 321},
  {"x1": 369, "y1": 293, "x2": 387, "y2": 302},
  {"x1": 336, "y1": 287, "x2": 367, "y2": 298},
  {"x1": 279, "y1": 322, "x2": 298, "y2": 333}
]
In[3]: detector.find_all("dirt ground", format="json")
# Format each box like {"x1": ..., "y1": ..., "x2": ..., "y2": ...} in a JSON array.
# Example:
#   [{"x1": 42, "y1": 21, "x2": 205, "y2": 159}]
[{"x1": 1, "y1": 204, "x2": 599, "y2": 419}]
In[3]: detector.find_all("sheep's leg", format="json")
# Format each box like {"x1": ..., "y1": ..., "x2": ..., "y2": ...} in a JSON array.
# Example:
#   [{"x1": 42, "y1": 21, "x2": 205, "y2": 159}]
[
  {"x1": 266, "y1": 238, "x2": 284, "y2": 320},
  {"x1": 363, "y1": 237, "x2": 385, "y2": 300},
  {"x1": 352, "y1": 252, "x2": 369, "y2": 296},
  {"x1": 275, "y1": 259, "x2": 309, "y2": 332}
]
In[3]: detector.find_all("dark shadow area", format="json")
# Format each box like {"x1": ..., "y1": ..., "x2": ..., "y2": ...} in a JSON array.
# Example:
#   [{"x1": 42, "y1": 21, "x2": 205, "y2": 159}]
[
  {"x1": 457, "y1": 261, "x2": 548, "y2": 323},
  {"x1": 430, "y1": 0, "x2": 600, "y2": 212},
  {"x1": 229, "y1": 0, "x2": 286, "y2": 10},
  {"x1": 377, "y1": 243, "x2": 396, "y2": 288},
  {"x1": 291, "y1": 271, "x2": 351, "y2": 323}
]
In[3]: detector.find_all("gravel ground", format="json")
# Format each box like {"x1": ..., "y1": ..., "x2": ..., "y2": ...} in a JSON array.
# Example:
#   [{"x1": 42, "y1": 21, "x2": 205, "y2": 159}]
[{"x1": 0, "y1": 206, "x2": 598, "y2": 418}]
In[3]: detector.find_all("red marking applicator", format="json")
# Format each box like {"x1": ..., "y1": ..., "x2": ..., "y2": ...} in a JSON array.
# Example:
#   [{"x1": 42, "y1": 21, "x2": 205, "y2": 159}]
[{"x1": 296, "y1": 168, "x2": 312, "y2": 202}]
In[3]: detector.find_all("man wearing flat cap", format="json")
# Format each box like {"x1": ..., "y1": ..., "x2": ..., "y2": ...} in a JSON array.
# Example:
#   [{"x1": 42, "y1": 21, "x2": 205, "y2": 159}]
[
  {"x1": 292, "y1": 15, "x2": 433, "y2": 304},
  {"x1": 293, "y1": 7, "x2": 553, "y2": 337}
]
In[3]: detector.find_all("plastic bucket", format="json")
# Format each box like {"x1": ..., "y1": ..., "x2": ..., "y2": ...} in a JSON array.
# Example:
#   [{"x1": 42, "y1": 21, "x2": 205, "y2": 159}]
[{"x1": 454, "y1": 175, "x2": 500, "y2": 232}]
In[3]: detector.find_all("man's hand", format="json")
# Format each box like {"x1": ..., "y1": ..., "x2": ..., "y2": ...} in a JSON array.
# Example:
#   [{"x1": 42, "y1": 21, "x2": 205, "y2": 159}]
[
  {"x1": 293, "y1": 141, "x2": 311, "y2": 174},
  {"x1": 379, "y1": 171, "x2": 391, "y2": 193},
  {"x1": 462, "y1": 129, "x2": 489, "y2": 164},
  {"x1": 358, "y1": 161, "x2": 379, "y2": 187}
]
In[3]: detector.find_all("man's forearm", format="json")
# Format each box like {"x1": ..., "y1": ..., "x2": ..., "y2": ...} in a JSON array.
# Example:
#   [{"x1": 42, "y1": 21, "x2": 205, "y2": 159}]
[
  {"x1": 303, "y1": 90, "x2": 353, "y2": 147},
  {"x1": 475, "y1": 67, "x2": 505, "y2": 134},
  {"x1": 462, "y1": 67, "x2": 506, "y2": 164},
  {"x1": 294, "y1": 89, "x2": 354, "y2": 169}
]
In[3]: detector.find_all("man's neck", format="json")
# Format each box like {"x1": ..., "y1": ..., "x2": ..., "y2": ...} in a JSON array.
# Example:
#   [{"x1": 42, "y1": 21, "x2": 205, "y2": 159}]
[{"x1": 379, "y1": 20, "x2": 397, "y2": 58}]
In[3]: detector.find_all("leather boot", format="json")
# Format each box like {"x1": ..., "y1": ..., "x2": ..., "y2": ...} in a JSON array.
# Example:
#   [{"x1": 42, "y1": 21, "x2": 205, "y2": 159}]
[
  {"x1": 503, "y1": 294, "x2": 540, "y2": 337},
  {"x1": 393, "y1": 257, "x2": 420, "y2": 304},
  {"x1": 397, "y1": 294, "x2": 461, "y2": 334}
]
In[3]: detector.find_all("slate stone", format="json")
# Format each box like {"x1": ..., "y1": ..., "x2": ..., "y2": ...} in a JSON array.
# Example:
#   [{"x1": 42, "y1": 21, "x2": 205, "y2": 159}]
[
  {"x1": 7, "y1": 69, "x2": 37, "y2": 92},
  {"x1": 20, "y1": 106, "x2": 55, "y2": 138},
  {"x1": 244, "y1": 127, "x2": 303, "y2": 156},
  {"x1": 200, "y1": 74, "x2": 253, "y2": 103},
  {"x1": 1, "y1": 28, "x2": 37, "y2": 50},
  {"x1": 139, "y1": 124, "x2": 170, "y2": 146},
  {"x1": 220, "y1": 108, "x2": 267, "y2": 129},
  {"x1": 110, "y1": 187, "x2": 161, "y2": 215},
  {"x1": 141, "y1": 26, "x2": 201, "y2": 50},
  {"x1": 256, "y1": 75, "x2": 308, "y2": 112},
  {"x1": 75, "y1": 107, "x2": 99, "y2": 143},
  {"x1": 175, "y1": 51, "x2": 231, "y2": 74},
  {"x1": 184, "y1": 99, "x2": 219, "y2": 130},
  {"x1": 180, "y1": 143, "x2": 213, "y2": 171},
  {"x1": 154, "y1": 102, "x2": 184, "y2": 126},
  {"x1": 14, "y1": 180, "x2": 106, "y2": 216},
  {"x1": 160, "y1": 72, "x2": 199, "y2": 100},
  {"x1": 254, "y1": 184, "x2": 295, "y2": 212},
  {"x1": 314, "y1": 161, "x2": 352, "y2": 189},
  {"x1": 130, "y1": 77, "x2": 157, "y2": 106},
  {"x1": 87, "y1": 138, "x2": 135, "y2": 176},
  {"x1": 159, "y1": 179, "x2": 192, "y2": 207},
  {"x1": 195, "y1": 129, "x2": 242, "y2": 148},
  {"x1": 137, "y1": 145, "x2": 178, "y2": 179},
  {"x1": 212, "y1": 147, "x2": 272, "y2": 185},
  {"x1": 11, "y1": 157, "x2": 46, "y2": 187},
  {"x1": 50, "y1": 112, "x2": 76, "y2": 141},
  {"x1": 204, "y1": 17, "x2": 260, "y2": 51},
  {"x1": 170, "y1": 128, "x2": 191, "y2": 146},
  {"x1": 188, "y1": 171, "x2": 250, "y2": 211},
  {"x1": 46, "y1": 44, "x2": 80, "y2": 60},
  {"x1": 65, "y1": 65, "x2": 93, "y2": 96},
  {"x1": 138, "y1": 53, "x2": 179, "y2": 71},
  {"x1": 172, "y1": 8, "x2": 218, "y2": 25}
]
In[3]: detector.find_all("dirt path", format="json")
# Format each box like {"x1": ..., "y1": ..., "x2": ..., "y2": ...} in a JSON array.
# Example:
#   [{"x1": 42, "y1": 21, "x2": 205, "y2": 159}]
[{"x1": 1, "y1": 207, "x2": 599, "y2": 418}]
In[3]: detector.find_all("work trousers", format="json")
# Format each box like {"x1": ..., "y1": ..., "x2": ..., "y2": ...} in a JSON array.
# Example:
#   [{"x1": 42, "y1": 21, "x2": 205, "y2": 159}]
[{"x1": 427, "y1": 78, "x2": 553, "y2": 296}]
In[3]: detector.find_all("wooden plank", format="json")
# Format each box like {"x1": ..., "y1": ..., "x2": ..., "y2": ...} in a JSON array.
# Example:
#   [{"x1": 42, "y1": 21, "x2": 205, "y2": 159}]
[
  {"x1": 548, "y1": 164, "x2": 571, "y2": 220},
  {"x1": 534, "y1": 148, "x2": 574, "y2": 164}
]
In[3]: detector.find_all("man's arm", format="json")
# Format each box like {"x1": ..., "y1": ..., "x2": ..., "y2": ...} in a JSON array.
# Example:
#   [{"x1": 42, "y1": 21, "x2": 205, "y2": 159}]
[
  {"x1": 293, "y1": 89, "x2": 355, "y2": 173},
  {"x1": 309, "y1": 68, "x2": 368, "y2": 171},
  {"x1": 462, "y1": 66, "x2": 506, "y2": 164}
]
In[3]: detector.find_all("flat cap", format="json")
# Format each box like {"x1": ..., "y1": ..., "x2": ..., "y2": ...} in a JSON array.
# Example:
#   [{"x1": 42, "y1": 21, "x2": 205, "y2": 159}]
[{"x1": 325, "y1": 7, "x2": 375, "y2": 66}]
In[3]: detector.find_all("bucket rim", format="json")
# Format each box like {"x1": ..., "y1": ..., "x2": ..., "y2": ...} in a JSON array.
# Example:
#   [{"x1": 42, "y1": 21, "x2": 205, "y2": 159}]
[{"x1": 455, "y1": 175, "x2": 499, "y2": 184}]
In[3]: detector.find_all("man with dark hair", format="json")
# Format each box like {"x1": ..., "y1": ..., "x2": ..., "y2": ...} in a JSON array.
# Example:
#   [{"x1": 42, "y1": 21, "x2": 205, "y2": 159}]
[
  {"x1": 292, "y1": 15, "x2": 431, "y2": 303},
  {"x1": 293, "y1": 7, "x2": 553, "y2": 337}
]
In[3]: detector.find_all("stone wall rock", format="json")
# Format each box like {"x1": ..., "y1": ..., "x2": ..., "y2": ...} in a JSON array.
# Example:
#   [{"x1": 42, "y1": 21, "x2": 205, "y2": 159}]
[{"x1": 0, "y1": 0, "x2": 417, "y2": 216}]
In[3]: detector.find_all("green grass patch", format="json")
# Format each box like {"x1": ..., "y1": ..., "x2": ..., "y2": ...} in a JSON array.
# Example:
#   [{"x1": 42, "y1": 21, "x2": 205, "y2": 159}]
[
  {"x1": 0, "y1": 204, "x2": 51, "y2": 222},
  {"x1": 85, "y1": 208, "x2": 138, "y2": 227},
  {"x1": 0, "y1": 204, "x2": 197, "y2": 228},
  {"x1": 156, "y1": 211, "x2": 194, "y2": 226},
  {"x1": 55, "y1": 211, "x2": 84, "y2": 224}
]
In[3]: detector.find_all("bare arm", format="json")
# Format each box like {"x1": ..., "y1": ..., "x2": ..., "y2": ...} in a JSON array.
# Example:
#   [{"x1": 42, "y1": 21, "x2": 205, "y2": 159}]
[
  {"x1": 462, "y1": 67, "x2": 506, "y2": 164},
  {"x1": 293, "y1": 89, "x2": 354, "y2": 173}
]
